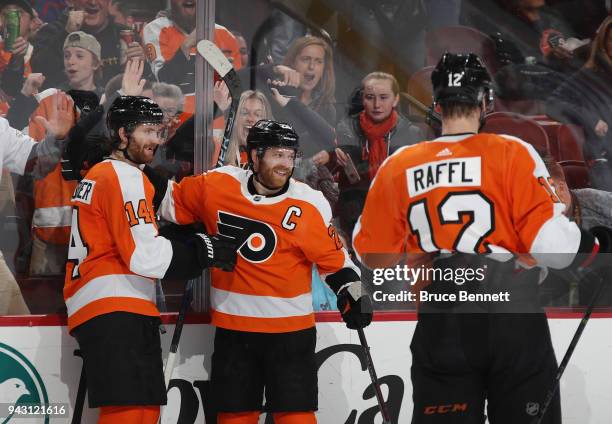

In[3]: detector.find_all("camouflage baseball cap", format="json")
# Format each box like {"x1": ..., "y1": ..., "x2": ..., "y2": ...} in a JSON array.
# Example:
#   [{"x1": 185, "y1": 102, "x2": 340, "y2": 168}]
[{"x1": 63, "y1": 31, "x2": 102, "y2": 62}]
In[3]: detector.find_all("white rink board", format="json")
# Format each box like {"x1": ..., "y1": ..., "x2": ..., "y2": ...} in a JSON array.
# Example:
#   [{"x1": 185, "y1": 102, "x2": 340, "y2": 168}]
[{"x1": 0, "y1": 319, "x2": 611, "y2": 423}]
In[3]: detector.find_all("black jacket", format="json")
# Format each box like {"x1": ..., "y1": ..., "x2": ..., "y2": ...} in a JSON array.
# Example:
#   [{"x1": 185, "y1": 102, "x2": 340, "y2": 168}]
[
  {"x1": 331, "y1": 112, "x2": 423, "y2": 237},
  {"x1": 546, "y1": 65, "x2": 612, "y2": 159}
]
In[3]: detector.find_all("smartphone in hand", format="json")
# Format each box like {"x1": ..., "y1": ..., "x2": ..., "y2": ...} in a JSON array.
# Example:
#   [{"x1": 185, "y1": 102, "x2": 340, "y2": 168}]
[{"x1": 342, "y1": 153, "x2": 361, "y2": 184}]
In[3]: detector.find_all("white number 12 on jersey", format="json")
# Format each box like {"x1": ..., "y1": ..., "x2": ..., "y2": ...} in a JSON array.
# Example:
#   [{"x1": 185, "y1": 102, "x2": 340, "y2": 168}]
[{"x1": 408, "y1": 191, "x2": 494, "y2": 253}]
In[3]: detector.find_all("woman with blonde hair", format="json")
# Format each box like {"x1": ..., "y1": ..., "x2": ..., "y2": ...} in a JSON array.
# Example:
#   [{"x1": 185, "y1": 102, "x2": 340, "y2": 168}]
[
  {"x1": 226, "y1": 90, "x2": 274, "y2": 167},
  {"x1": 547, "y1": 16, "x2": 612, "y2": 190}
]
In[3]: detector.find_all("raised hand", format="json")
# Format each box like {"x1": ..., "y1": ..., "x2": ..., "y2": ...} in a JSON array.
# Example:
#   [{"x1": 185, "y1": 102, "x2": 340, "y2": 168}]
[
  {"x1": 34, "y1": 91, "x2": 74, "y2": 139},
  {"x1": 21, "y1": 73, "x2": 45, "y2": 97},
  {"x1": 122, "y1": 58, "x2": 146, "y2": 96}
]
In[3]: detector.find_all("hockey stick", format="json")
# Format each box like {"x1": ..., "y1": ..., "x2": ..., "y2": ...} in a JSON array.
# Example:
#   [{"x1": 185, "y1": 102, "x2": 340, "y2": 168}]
[
  {"x1": 196, "y1": 39, "x2": 243, "y2": 167},
  {"x1": 357, "y1": 328, "x2": 392, "y2": 424},
  {"x1": 71, "y1": 350, "x2": 86, "y2": 424},
  {"x1": 162, "y1": 40, "x2": 242, "y2": 389},
  {"x1": 163, "y1": 279, "x2": 194, "y2": 387},
  {"x1": 532, "y1": 271, "x2": 607, "y2": 424}
]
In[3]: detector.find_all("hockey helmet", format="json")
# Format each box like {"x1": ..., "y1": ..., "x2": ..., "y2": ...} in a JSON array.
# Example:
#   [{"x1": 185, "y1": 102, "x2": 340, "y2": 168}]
[
  {"x1": 431, "y1": 53, "x2": 494, "y2": 108},
  {"x1": 246, "y1": 119, "x2": 300, "y2": 160},
  {"x1": 106, "y1": 96, "x2": 164, "y2": 147}
]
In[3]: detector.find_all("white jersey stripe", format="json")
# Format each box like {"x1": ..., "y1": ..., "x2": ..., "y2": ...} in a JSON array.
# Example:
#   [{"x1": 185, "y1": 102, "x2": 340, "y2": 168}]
[
  {"x1": 66, "y1": 274, "x2": 155, "y2": 317},
  {"x1": 211, "y1": 286, "x2": 313, "y2": 319}
]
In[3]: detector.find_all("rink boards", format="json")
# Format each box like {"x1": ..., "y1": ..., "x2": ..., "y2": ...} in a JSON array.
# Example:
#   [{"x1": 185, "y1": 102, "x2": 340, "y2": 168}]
[{"x1": 0, "y1": 313, "x2": 611, "y2": 423}]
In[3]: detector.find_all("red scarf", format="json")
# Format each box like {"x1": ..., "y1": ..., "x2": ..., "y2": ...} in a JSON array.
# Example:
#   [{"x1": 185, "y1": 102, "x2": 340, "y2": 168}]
[{"x1": 359, "y1": 110, "x2": 398, "y2": 180}]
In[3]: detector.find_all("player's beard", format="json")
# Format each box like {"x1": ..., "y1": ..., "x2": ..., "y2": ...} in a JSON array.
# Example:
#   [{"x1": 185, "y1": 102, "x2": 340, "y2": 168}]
[
  {"x1": 256, "y1": 162, "x2": 292, "y2": 190},
  {"x1": 125, "y1": 137, "x2": 158, "y2": 165}
]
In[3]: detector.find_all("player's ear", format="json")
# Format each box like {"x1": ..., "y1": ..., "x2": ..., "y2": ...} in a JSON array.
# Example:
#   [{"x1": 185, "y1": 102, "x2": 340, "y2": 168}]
[
  {"x1": 118, "y1": 127, "x2": 129, "y2": 149},
  {"x1": 250, "y1": 149, "x2": 259, "y2": 171}
]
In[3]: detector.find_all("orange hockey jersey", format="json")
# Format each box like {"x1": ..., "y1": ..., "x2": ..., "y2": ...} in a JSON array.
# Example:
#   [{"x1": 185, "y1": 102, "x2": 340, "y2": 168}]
[
  {"x1": 353, "y1": 133, "x2": 583, "y2": 269},
  {"x1": 29, "y1": 89, "x2": 78, "y2": 245},
  {"x1": 143, "y1": 20, "x2": 242, "y2": 82},
  {"x1": 159, "y1": 166, "x2": 358, "y2": 333},
  {"x1": 64, "y1": 159, "x2": 173, "y2": 332}
]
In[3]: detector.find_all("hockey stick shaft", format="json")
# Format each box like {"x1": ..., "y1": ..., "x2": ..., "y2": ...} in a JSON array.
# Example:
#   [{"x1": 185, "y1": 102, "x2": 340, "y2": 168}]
[
  {"x1": 533, "y1": 273, "x2": 606, "y2": 424},
  {"x1": 72, "y1": 350, "x2": 86, "y2": 424},
  {"x1": 357, "y1": 328, "x2": 392, "y2": 424},
  {"x1": 163, "y1": 279, "x2": 194, "y2": 387},
  {"x1": 163, "y1": 40, "x2": 242, "y2": 391}
]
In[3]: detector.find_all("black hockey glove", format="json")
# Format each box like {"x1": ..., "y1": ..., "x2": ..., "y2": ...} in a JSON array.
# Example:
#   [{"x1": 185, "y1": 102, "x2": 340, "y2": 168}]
[
  {"x1": 336, "y1": 281, "x2": 373, "y2": 330},
  {"x1": 194, "y1": 233, "x2": 238, "y2": 272}
]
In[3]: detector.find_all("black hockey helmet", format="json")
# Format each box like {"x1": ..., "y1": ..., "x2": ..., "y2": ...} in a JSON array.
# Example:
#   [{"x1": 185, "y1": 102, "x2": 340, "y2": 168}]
[
  {"x1": 246, "y1": 119, "x2": 300, "y2": 162},
  {"x1": 106, "y1": 96, "x2": 164, "y2": 148},
  {"x1": 431, "y1": 53, "x2": 494, "y2": 108}
]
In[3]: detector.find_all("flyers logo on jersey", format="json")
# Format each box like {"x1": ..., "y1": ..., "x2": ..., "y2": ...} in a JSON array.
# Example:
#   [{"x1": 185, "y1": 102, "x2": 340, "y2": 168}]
[{"x1": 217, "y1": 211, "x2": 277, "y2": 263}]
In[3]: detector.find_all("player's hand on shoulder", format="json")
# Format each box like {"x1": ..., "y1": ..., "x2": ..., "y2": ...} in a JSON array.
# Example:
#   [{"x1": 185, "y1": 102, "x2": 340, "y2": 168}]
[
  {"x1": 194, "y1": 233, "x2": 238, "y2": 272},
  {"x1": 337, "y1": 281, "x2": 373, "y2": 330}
]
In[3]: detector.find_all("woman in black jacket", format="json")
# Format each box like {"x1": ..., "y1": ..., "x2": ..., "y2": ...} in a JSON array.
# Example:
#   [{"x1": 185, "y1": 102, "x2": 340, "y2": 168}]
[{"x1": 547, "y1": 16, "x2": 612, "y2": 190}]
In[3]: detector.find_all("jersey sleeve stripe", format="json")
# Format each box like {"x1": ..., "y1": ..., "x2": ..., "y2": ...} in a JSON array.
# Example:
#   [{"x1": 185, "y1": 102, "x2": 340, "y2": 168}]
[
  {"x1": 159, "y1": 180, "x2": 177, "y2": 223},
  {"x1": 111, "y1": 161, "x2": 173, "y2": 277}
]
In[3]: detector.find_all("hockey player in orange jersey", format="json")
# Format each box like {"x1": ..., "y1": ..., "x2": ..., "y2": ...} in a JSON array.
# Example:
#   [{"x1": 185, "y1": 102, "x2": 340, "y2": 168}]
[
  {"x1": 353, "y1": 53, "x2": 612, "y2": 424},
  {"x1": 64, "y1": 96, "x2": 238, "y2": 424},
  {"x1": 149, "y1": 119, "x2": 373, "y2": 424}
]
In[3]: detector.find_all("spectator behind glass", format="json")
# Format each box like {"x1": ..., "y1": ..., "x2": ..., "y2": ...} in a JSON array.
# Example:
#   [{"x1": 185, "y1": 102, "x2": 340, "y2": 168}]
[
  {"x1": 225, "y1": 90, "x2": 274, "y2": 168},
  {"x1": 313, "y1": 72, "x2": 423, "y2": 241},
  {"x1": 143, "y1": 0, "x2": 241, "y2": 104},
  {"x1": 0, "y1": 0, "x2": 38, "y2": 101},
  {"x1": 8, "y1": 31, "x2": 104, "y2": 130},
  {"x1": 26, "y1": 32, "x2": 105, "y2": 277},
  {"x1": 282, "y1": 35, "x2": 336, "y2": 125},
  {"x1": 231, "y1": 30, "x2": 248, "y2": 67},
  {"x1": 150, "y1": 81, "x2": 184, "y2": 171},
  {"x1": 30, "y1": 0, "x2": 145, "y2": 90},
  {"x1": 547, "y1": 16, "x2": 612, "y2": 190}
]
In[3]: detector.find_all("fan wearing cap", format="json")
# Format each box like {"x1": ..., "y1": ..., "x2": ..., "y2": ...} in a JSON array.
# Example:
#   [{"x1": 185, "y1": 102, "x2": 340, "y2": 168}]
[
  {"x1": 353, "y1": 53, "x2": 612, "y2": 424},
  {"x1": 23, "y1": 31, "x2": 106, "y2": 277}
]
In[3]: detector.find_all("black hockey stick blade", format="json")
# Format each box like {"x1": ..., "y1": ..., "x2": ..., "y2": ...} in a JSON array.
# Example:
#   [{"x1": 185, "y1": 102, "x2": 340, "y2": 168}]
[
  {"x1": 196, "y1": 39, "x2": 243, "y2": 167},
  {"x1": 358, "y1": 328, "x2": 392, "y2": 424}
]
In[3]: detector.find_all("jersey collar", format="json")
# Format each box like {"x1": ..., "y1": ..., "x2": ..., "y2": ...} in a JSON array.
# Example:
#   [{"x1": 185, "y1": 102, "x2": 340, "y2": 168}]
[{"x1": 432, "y1": 133, "x2": 477, "y2": 143}]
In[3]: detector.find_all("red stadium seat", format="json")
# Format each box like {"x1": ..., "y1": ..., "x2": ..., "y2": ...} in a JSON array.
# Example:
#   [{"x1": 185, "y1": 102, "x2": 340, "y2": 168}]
[
  {"x1": 425, "y1": 26, "x2": 499, "y2": 75},
  {"x1": 557, "y1": 124, "x2": 585, "y2": 162},
  {"x1": 482, "y1": 112, "x2": 551, "y2": 154},
  {"x1": 559, "y1": 160, "x2": 591, "y2": 189},
  {"x1": 404, "y1": 66, "x2": 435, "y2": 119}
]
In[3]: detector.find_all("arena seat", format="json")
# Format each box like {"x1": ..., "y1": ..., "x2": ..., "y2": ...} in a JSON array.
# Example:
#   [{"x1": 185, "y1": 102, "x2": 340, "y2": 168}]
[
  {"x1": 557, "y1": 124, "x2": 585, "y2": 162},
  {"x1": 404, "y1": 66, "x2": 434, "y2": 120},
  {"x1": 425, "y1": 26, "x2": 499, "y2": 74},
  {"x1": 559, "y1": 160, "x2": 591, "y2": 189},
  {"x1": 482, "y1": 112, "x2": 550, "y2": 154}
]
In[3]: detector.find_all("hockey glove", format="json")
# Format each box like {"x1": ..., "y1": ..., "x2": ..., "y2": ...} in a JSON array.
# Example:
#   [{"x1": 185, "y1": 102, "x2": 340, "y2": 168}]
[
  {"x1": 194, "y1": 233, "x2": 238, "y2": 272},
  {"x1": 337, "y1": 281, "x2": 373, "y2": 330}
]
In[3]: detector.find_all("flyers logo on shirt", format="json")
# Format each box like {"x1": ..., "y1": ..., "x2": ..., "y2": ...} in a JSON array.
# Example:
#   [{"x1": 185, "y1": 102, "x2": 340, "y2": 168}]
[{"x1": 217, "y1": 211, "x2": 277, "y2": 263}]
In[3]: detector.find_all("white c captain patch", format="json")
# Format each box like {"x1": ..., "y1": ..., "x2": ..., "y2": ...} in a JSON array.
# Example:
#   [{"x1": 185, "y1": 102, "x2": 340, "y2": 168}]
[
  {"x1": 407, "y1": 157, "x2": 481, "y2": 197},
  {"x1": 72, "y1": 179, "x2": 96, "y2": 205}
]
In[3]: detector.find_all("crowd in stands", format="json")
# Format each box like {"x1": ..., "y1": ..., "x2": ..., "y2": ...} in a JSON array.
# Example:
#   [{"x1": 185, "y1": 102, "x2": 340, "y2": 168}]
[{"x1": 0, "y1": 0, "x2": 611, "y2": 315}]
